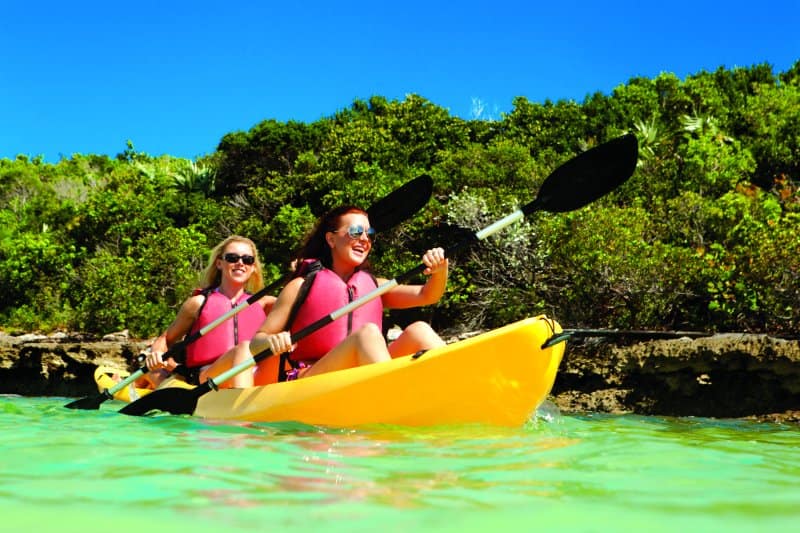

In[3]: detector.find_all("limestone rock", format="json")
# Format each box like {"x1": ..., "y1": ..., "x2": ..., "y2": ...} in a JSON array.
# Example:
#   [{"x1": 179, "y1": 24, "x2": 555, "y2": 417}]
[
  {"x1": 551, "y1": 333, "x2": 800, "y2": 421},
  {"x1": 0, "y1": 332, "x2": 146, "y2": 397}
]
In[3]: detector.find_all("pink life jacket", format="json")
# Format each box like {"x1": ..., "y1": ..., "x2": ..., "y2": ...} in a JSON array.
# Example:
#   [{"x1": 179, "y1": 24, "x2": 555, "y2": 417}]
[
  {"x1": 288, "y1": 267, "x2": 383, "y2": 362},
  {"x1": 185, "y1": 289, "x2": 267, "y2": 368}
]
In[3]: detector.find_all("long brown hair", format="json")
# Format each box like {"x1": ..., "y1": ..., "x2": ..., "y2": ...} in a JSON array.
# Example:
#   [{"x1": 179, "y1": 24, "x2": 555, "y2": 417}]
[{"x1": 292, "y1": 205, "x2": 372, "y2": 276}]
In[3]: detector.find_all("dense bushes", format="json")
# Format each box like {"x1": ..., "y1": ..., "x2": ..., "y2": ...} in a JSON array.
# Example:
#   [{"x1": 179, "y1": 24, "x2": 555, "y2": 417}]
[{"x1": 1, "y1": 61, "x2": 799, "y2": 337}]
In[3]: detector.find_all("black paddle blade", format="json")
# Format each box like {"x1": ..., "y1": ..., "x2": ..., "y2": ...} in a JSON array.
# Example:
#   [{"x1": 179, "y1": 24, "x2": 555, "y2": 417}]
[
  {"x1": 367, "y1": 174, "x2": 433, "y2": 232},
  {"x1": 118, "y1": 386, "x2": 204, "y2": 416},
  {"x1": 524, "y1": 134, "x2": 638, "y2": 215},
  {"x1": 64, "y1": 393, "x2": 107, "y2": 410}
]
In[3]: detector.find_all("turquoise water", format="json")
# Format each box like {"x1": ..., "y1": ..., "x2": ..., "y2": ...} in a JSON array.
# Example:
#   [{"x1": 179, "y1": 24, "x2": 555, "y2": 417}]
[{"x1": 1, "y1": 396, "x2": 799, "y2": 532}]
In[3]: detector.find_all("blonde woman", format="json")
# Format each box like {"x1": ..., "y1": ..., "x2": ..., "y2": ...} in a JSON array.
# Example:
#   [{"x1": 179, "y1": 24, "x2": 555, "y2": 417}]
[{"x1": 142, "y1": 235, "x2": 276, "y2": 386}]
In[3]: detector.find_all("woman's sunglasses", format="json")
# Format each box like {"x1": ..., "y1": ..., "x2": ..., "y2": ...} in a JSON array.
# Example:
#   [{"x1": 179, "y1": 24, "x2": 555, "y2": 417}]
[
  {"x1": 222, "y1": 253, "x2": 256, "y2": 265},
  {"x1": 336, "y1": 224, "x2": 376, "y2": 241}
]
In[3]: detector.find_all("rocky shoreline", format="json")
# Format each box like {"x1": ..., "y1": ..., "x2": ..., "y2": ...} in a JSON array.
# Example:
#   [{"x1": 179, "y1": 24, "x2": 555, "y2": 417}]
[
  {"x1": 2, "y1": 330, "x2": 798, "y2": 424},
  {"x1": 551, "y1": 332, "x2": 800, "y2": 424}
]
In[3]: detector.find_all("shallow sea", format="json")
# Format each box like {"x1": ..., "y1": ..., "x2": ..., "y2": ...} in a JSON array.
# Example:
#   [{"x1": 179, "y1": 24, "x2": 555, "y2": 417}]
[{"x1": 1, "y1": 395, "x2": 799, "y2": 532}]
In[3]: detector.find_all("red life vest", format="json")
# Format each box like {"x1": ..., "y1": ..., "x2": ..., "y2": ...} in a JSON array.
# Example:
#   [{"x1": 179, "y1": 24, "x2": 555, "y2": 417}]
[
  {"x1": 288, "y1": 267, "x2": 383, "y2": 362},
  {"x1": 185, "y1": 289, "x2": 267, "y2": 368}
]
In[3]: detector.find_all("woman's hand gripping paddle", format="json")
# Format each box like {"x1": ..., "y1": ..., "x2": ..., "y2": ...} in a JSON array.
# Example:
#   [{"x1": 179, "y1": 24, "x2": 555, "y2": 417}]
[
  {"x1": 119, "y1": 134, "x2": 638, "y2": 417},
  {"x1": 64, "y1": 174, "x2": 433, "y2": 410}
]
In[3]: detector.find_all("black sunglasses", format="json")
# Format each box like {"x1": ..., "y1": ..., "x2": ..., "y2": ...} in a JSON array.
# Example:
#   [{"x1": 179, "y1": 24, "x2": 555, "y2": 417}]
[{"x1": 222, "y1": 253, "x2": 256, "y2": 265}]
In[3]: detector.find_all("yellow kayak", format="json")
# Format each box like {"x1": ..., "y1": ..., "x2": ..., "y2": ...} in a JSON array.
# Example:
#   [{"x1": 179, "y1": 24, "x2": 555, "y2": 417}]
[
  {"x1": 193, "y1": 315, "x2": 565, "y2": 427},
  {"x1": 94, "y1": 366, "x2": 195, "y2": 401},
  {"x1": 94, "y1": 366, "x2": 153, "y2": 403}
]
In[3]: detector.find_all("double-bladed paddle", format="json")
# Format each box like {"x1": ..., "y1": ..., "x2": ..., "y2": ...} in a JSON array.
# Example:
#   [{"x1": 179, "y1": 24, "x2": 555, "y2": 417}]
[
  {"x1": 119, "y1": 133, "x2": 638, "y2": 417},
  {"x1": 65, "y1": 174, "x2": 433, "y2": 410}
]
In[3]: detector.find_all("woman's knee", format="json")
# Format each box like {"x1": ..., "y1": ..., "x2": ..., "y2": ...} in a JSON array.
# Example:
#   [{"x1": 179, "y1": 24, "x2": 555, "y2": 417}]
[
  {"x1": 404, "y1": 321, "x2": 433, "y2": 335},
  {"x1": 404, "y1": 321, "x2": 445, "y2": 348},
  {"x1": 353, "y1": 322, "x2": 384, "y2": 342},
  {"x1": 351, "y1": 323, "x2": 390, "y2": 363}
]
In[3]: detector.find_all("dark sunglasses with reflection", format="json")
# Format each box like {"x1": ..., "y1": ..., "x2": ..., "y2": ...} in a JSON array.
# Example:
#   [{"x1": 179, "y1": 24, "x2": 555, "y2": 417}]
[
  {"x1": 335, "y1": 224, "x2": 376, "y2": 241},
  {"x1": 222, "y1": 253, "x2": 256, "y2": 265}
]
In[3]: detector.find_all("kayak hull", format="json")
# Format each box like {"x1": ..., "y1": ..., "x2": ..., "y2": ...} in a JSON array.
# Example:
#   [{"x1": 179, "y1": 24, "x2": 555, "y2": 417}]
[{"x1": 194, "y1": 315, "x2": 565, "y2": 427}]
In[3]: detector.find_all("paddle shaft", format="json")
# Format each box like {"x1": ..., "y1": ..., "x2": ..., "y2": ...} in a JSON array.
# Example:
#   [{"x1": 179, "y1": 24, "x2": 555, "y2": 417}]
[{"x1": 101, "y1": 282, "x2": 278, "y2": 398}]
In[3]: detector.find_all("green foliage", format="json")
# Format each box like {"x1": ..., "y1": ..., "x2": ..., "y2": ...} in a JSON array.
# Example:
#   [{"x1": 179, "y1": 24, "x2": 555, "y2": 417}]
[
  {"x1": 320, "y1": 95, "x2": 470, "y2": 177},
  {"x1": 70, "y1": 227, "x2": 208, "y2": 337},
  {"x1": 531, "y1": 207, "x2": 706, "y2": 329},
  {"x1": 738, "y1": 81, "x2": 800, "y2": 188},
  {"x1": 0, "y1": 230, "x2": 78, "y2": 319},
  {"x1": 678, "y1": 123, "x2": 756, "y2": 197},
  {"x1": 742, "y1": 211, "x2": 800, "y2": 333},
  {"x1": 432, "y1": 139, "x2": 538, "y2": 203},
  {"x1": 260, "y1": 203, "x2": 316, "y2": 266},
  {"x1": 168, "y1": 159, "x2": 217, "y2": 195},
  {"x1": 501, "y1": 96, "x2": 589, "y2": 154},
  {"x1": 215, "y1": 119, "x2": 330, "y2": 195},
  {"x1": 3, "y1": 63, "x2": 800, "y2": 337}
]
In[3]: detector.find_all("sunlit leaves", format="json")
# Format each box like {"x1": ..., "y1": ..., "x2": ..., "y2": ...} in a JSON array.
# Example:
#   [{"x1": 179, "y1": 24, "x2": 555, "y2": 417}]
[{"x1": 2, "y1": 62, "x2": 800, "y2": 336}]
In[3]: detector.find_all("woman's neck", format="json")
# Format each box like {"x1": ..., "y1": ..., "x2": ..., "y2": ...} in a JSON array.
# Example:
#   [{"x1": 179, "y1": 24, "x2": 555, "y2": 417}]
[
  {"x1": 331, "y1": 260, "x2": 356, "y2": 282},
  {"x1": 216, "y1": 280, "x2": 245, "y2": 302}
]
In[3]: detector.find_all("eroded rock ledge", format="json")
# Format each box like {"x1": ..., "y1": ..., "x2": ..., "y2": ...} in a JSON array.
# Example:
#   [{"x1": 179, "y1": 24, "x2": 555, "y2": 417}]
[
  {"x1": 1, "y1": 330, "x2": 798, "y2": 424},
  {"x1": 0, "y1": 331, "x2": 147, "y2": 397},
  {"x1": 551, "y1": 333, "x2": 800, "y2": 424}
]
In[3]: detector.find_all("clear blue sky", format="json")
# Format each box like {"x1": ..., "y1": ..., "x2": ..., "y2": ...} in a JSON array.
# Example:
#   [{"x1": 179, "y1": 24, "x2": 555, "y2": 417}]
[{"x1": 2, "y1": 0, "x2": 798, "y2": 162}]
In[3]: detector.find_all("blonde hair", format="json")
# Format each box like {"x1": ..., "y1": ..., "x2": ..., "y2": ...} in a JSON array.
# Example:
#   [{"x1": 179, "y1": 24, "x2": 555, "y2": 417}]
[{"x1": 199, "y1": 235, "x2": 265, "y2": 294}]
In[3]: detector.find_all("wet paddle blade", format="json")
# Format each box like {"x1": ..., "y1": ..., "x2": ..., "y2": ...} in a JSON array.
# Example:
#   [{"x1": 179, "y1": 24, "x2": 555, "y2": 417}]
[
  {"x1": 524, "y1": 134, "x2": 638, "y2": 215},
  {"x1": 64, "y1": 366, "x2": 143, "y2": 410},
  {"x1": 118, "y1": 386, "x2": 204, "y2": 416},
  {"x1": 64, "y1": 393, "x2": 107, "y2": 410},
  {"x1": 367, "y1": 174, "x2": 433, "y2": 232}
]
